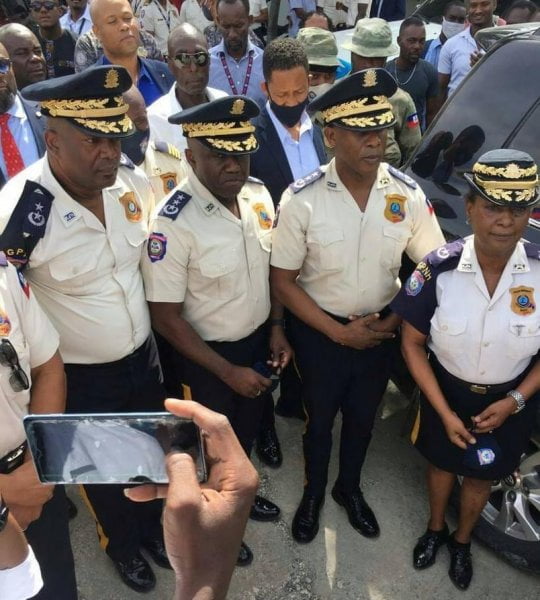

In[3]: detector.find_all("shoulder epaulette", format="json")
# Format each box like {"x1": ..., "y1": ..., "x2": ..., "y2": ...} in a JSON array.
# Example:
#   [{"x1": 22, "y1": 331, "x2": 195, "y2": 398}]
[
  {"x1": 387, "y1": 165, "x2": 418, "y2": 189},
  {"x1": 158, "y1": 190, "x2": 191, "y2": 221},
  {"x1": 247, "y1": 175, "x2": 264, "y2": 185},
  {"x1": 0, "y1": 252, "x2": 7, "y2": 267},
  {"x1": 524, "y1": 242, "x2": 540, "y2": 261},
  {"x1": 289, "y1": 168, "x2": 324, "y2": 194},
  {"x1": 0, "y1": 180, "x2": 54, "y2": 270},
  {"x1": 119, "y1": 153, "x2": 135, "y2": 169},
  {"x1": 426, "y1": 239, "x2": 465, "y2": 268},
  {"x1": 153, "y1": 141, "x2": 182, "y2": 161}
]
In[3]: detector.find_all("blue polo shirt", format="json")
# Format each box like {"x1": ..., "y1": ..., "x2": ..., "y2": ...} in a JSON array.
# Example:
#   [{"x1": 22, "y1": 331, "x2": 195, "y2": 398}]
[{"x1": 102, "y1": 56, "x2": 162, "y2": 106}]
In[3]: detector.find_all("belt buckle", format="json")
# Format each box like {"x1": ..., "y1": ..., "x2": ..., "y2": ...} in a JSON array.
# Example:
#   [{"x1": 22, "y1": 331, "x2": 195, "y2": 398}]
[{"x1": 470, "y1": 384, "x2": 488, "y2": 394}]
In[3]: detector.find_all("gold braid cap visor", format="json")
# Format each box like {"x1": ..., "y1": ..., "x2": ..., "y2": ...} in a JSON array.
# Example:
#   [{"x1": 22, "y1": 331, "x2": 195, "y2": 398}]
[
  {"x1": 321, "y1": 96, "x2": 392, "y2": 124},
  {"x1": 181, "y1": 121, "x2": 255, "y2": 138}
]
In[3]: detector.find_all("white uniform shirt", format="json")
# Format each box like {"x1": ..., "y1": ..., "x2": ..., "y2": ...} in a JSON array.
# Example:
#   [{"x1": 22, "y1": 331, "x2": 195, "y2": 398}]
[
  {"x1": 140, "y1": 142, "x2": 188, "y2": 204},
  {"x1": 59, "y1": 5, "x2": 93, "y2": 37},
  {"x1": 142, "y1": 171, "x2": 274, "y2": 342},
  {"x1": 249, "y1": 0, "x2": 268, "y2": 31},
  {"x1": 178, "y1": 0, "x2": 213, "y2": 34},
  {"x1": 317, "y1": 0, "x2": 347, "y2": 26},
  {"x1": 0, "y1": 546, "x2": 43, "y2": 600},
  {"x1": 0, "y1": 260, "x2": 59, "y2": 456},
  {"x1": 139, "y1": 0, "x2": 182, "y2": 54},
  {"x1": 428, "y1": 237, "x2": 540, "y2": 384},
  {"x1": 270, "y1": 159, "x2": 445, "y2": 318},
  {"x1": 0, "y1": 157, "x2": 153, "y2": 364},
  {"x1": 147, "y1": 84, "x2": 228, "y2": 151}
]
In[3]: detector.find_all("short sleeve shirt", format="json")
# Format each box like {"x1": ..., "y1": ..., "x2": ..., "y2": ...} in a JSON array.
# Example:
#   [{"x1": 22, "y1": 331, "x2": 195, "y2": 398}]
[
  {"x1": 0, "y1": 157, "x2": 153, "y2": 364},
  {"x1": 139, "y1": 0, "x2": 182, "y2": 54},
  {"x1": 142, "y1": 171, "x2": 274, "y2": 342},
  {"x1": 438, "y1": 27, "x2": 477, "y2": 96},
  {"x1": 270, "y1": 159, "x2": 445, "y2": 317},
  {"x1": 0, "y1": 259, "x2": 59, "y2": 456},
  {"x1": 391, "y1": 237, "x2": 540, "y2": 384}
]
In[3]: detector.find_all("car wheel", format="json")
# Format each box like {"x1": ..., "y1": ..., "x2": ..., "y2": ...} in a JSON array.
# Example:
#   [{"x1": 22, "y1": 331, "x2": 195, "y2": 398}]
[{"x1": 455, "y1": 449, "x2": 540, "y2": 573}]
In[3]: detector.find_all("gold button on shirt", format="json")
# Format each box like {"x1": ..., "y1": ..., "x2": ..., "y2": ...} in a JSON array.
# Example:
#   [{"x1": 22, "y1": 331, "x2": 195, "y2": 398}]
[
  {"x1": 270, "y1": 159, "x2": 445, "y2": 318},
  {"x1": 142, "y1": 170, "x2": 274, "y2": 342},
  {"x1": 0, "y1": 157, "x2": 154, "y2": 364}
]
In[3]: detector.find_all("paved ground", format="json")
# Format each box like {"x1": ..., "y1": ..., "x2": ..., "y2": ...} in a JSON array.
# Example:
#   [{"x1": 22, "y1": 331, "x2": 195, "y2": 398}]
[{"x1": 68, "y1": 384, "x2": 540, "y2": 600}]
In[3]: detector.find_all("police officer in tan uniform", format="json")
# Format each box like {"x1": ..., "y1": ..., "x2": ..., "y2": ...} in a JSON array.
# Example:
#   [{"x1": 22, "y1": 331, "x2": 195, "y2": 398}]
[
  {"x1": 0, "y1": 66, "x2": 168, "y2": 593},
  {"x1": 142, "y1": 95, "x2": 292, "y2": 567},
  {"x1": 343, "y1": 18, "x2": 422, "y2": 167},
  {"x1": 271, "y1": 68, "x2": 444, "y2": 544}
]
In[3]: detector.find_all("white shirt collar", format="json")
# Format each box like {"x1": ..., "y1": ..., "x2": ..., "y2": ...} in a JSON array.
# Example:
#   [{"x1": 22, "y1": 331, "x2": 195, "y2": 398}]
[
  {"x1": 458, "y1": 236, "x2": 530, "y2": 274},
  {"x1": 7, "y1": 94, "x2": 26, "y2": 120},
  {"x1": 67, "y1": 4, "x2": 91, "y2": 23},
  {"x1": 266, "y1": 101, "x2": 312, "y2": 145},
  {"x1": 212, "y1": 39, "x2": 258, "y2": 59}
]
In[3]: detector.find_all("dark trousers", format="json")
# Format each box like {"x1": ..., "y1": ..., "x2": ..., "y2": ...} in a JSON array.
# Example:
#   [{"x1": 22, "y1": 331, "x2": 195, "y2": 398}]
[
  {"x1": 25, "y1": 486, "x2": 78, "y2": 599},
  {"x1": 64, "y1": 335, "x2": 167, "y2": 561},
  {"x1": 290, "y1": 314, "x2": 391, "y2": 496},
  {"x1": 183, "y1": 326, "x2": 268, "y2": 456}
]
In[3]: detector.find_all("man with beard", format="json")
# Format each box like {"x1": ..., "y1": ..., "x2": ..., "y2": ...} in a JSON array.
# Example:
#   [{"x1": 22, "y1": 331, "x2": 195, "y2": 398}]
[
  {"x1": 0, "y1": 42, "x2": 45, "y2": 188},
  {"x1": 271, "y1": 69, "x2": 444, "y2": 544},
  {"x1": 0, "y1": 66, "x2": 169, "y2": 593},
  {"x1": 147, "y1": 23, "x2": 226, "y2": 150},
  {"x1": 208, "y1": 0, "x2": 265, "y2": 107},
  {"x1": 60, "y1": 0, "x2": 93, "y2": 38},
  {"x1": 142, "y1": 95, "x2": 291, "y2": 567},
  {"x1": 91, "y1": 0, "x2": 174, "y2": 106},
  {"x1": 438, "y1": 0, "x2": 497, "y2": 103},
  {"x1": 0, "y1": 24, "x2": 46, "y2": 90},
  {"x1": 386, "y1": 17, "x2": 439, "y2": 131}
]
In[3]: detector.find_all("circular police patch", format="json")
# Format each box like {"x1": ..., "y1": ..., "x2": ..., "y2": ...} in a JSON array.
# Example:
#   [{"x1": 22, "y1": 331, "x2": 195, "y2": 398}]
[
  {"x1": 148, "y1": 232, "x2": 167, "y2": 263},
  {"x1": 405, "y1": 270, "x2": 425, "y2": 296}
]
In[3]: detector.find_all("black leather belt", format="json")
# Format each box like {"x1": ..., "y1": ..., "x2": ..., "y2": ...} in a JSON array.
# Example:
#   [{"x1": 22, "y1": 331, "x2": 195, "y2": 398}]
[{"x1": 0, "y1": 442, "x2": 26, "y2": 474}]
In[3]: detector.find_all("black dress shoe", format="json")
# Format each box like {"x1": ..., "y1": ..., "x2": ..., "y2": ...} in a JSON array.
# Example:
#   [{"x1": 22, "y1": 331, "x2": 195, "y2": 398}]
[
  {"x1": 291, "y1": 493, "x2": 324, "y2": 543},
  {"x1": 112, "y1": 552, "x2": 156, "y2": 593},
  {"x1": 237, "y1": 541, "x2": 253, "y2": 567},
  {"x1": 249, "y1": 495, "x2": 280, "y2": 522},
  {"x1": 331, "y1": 486, "x2": 380, "y2": 538},
  {"x1": 256, "y1": 426, "x2": 283, "y2": 468},
  {"x1": 141, "y1": 538, "x2": 172, "y2": 569},
  {"x1": 448, "y1": 536, "x2": 473, "y2": 591},
  {"x1": 413, "y1": 524, "x2": 449, "y2": 569}
]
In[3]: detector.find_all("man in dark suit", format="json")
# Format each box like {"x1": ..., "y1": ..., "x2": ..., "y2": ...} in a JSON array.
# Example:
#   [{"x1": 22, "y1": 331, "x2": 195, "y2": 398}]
[
  {"x1": 91, "y1": 0, "x2": 174, "y2": 106},
  {"x1": 250, "y1": 38, "x2": 327, "y2": 467},
  {"x1": 0, "y1": 42, "x2": 45, "y2": 189}
]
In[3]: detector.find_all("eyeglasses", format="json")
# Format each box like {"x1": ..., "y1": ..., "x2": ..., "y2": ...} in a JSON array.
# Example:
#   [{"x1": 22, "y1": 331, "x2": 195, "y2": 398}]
[
  {"x1": 29, "y1": 1, "x2": 57, "y2": 10},
  {"x1": 0, "y1": 58, "x2": 12, "y2": 75},
  {"x1": 173, "y1": 52, "x2": 210, "y2": 68},
  {"x1": 0, "y1": 339, "x2": 30, "y2": 392}
]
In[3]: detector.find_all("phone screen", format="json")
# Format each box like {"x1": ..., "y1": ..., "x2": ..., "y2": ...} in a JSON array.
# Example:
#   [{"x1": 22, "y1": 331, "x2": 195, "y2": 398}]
[{"x1": 23, "y1": 413, "x2": 206, "y2": 485}]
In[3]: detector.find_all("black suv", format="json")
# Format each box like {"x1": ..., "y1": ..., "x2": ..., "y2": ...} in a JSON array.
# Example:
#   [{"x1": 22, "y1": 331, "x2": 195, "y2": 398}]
[{"x1": 404, "y1": 25, "x2": 540, "y2": 574}]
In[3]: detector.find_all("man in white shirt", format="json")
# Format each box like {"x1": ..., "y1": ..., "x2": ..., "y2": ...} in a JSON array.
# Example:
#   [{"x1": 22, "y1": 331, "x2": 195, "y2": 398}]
[
  {"x1": 148, "y1": 23, "x2": 226, "y2": 150},
  {"x1": 139, "y1": 0, "x2": 182, "y2": 56},
  {"x1": 179, "y1": 0, "x2": 214, "y2": 35},
  {"x1": 60, "y1": 0, "x2": 93, "y2": 37}
]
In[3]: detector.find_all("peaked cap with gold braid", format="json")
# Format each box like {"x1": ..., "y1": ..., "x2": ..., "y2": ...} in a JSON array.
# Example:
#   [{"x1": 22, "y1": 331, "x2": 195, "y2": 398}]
[
  {"x1": 464, "y1": 149, "x2": 539, "y2": 207},
  {"x1": 168, "y1": 96, "x2": 260, "y2": 155},
  {"x1": 21, "y1": 66, "x2": 134, "y2": 138},
  {"x1": 308, "y1": 68, "x2": 397, "y2": 132}
]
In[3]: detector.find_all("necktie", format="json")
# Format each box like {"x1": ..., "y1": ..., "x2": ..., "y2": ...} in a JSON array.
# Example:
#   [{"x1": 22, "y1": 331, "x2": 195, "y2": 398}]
[{"x1": 0, "y1": 113, "x2": 25, "y2": 179}]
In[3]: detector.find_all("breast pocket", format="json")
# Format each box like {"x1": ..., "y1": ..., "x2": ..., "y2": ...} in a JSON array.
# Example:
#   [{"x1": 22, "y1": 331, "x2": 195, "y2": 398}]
[
  {"x1": 506, "y1": 318, "x2": 540, "y2": 360},
  {"x1": 429, "y1": 315, "x2": 468, "y2": 357},
  {"x1": 48, "y1": 252, "x2": 101, "y2": 295},
  {"x1": 381, "y1": 226, "x2": 409, "y2": 273},
  {"x1": 307, "y1": 228, "x2": 344, "y2": 271},
  {"x1": 199, "y1": 249, "x2": 241, "y2": 300}
]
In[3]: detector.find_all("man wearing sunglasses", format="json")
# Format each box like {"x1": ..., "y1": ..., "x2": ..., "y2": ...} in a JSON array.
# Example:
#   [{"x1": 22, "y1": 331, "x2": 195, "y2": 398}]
[
  {"x1": 0, "y1": 66, "x2": 169, "y2": 593},
  {"x1": 31, "y1": 0, "x2": 77, "y2": 79},
  {"x1": 0, "y1": 257, "x2": 77, "y2": 599},
  {"x1": 0, "y1": 42, "x2": 45, "y2": 188},
  {"x1": 147, "y1": 23, "x2": 226, "y2": 151}
]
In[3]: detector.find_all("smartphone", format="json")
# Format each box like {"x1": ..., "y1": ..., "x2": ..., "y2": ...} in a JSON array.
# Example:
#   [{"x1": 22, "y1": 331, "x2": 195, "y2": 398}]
[
  {"x1": 252, "y1": 361, "x2": 281, "y2": 393},
  {"x1": 23, "y1": 413, "x2": 207, "y2": 485}
]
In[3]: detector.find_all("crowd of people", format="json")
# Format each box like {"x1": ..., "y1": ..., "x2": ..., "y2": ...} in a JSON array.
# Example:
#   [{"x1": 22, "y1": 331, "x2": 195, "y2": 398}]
[{"x1": 0, "y1": 0, "x2": 539, "y2": 599}]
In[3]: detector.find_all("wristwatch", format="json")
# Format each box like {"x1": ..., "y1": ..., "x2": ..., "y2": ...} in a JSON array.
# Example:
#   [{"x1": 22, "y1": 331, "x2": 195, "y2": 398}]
[
  {"x1": 508, "y1": 389, "x2": 526, "y2": 414},
  {"x1": 0, "y1": 494, "x2": 9, "y2": 533}
]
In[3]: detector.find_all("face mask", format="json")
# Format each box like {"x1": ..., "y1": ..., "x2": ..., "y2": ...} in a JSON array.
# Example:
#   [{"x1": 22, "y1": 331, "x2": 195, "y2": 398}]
[
  {"x1": 121, "y1": 128, "x2": 150, "y2": 166},
  {"x1": 442, "y1": 18, "x2": 466, "y2": 39},
  {"x1": 308, "y1": 82, "x2": 333, "y2": 102},
  {"x1": 269, "y1": 97, "x2": 308, "y2": 128}
]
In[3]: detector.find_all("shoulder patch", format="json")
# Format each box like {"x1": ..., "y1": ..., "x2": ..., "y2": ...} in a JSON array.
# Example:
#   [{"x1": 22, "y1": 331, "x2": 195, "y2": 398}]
[
  {"x1": 426, "y1": 239, "x2": 465, "y2": 268},
  {"x1": 119, "y1": 153, "x2": 135, "y2": 169},
  {"x1": 158, "y1": 190, "x2": 191, "y2": 221},
  {"x1": 247, "y1": 175, "x2": 264, "y2": 185},
  {"x1": 524, "y1": 242, "x2": 540, "y2": 261},
  {"x1": 387, "y1": 165, "x2": 418, "y2": 189},
  {"x1": 153, "y1": 141, "x2": 182, "y2": 161},
  {"x1": 289, "y1": 168, "x2": 324, "y2": 194},
  {"x1": 0, "y1": 180, "x2": 54, "y2": 270}
]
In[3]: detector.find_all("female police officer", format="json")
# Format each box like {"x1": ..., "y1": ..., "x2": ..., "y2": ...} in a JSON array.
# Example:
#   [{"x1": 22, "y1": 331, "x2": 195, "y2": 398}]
[{"x1": 390, "y1": 149, "x2": 540, "y2": 590}]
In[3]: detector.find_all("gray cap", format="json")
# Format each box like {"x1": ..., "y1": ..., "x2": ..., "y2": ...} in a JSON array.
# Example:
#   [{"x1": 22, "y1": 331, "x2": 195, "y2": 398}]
[
  {"x1": 341, "y1": 18, "x2": 399, "y2": 58},
  {"x1": 297, "y1": 27, "x2": 340, "y2": 67}
]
